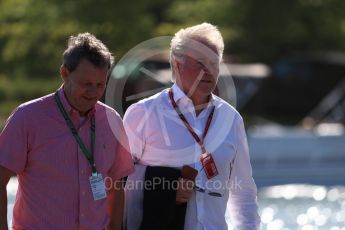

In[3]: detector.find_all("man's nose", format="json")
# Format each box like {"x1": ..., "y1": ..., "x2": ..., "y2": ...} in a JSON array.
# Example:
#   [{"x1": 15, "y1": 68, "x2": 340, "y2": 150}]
[
  {"x1": 86, "y1": 85, "x2": 100, "y2": 95},
  {"x1": 203, "y1": 64, "x2": 218, "y2": 76}
]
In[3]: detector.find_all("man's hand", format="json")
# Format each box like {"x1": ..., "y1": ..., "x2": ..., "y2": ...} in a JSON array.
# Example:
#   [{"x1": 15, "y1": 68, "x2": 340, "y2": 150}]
[
  {"x1": 0, "y1": 165, "x2": 15, "y2": 230},
  {"x1": 176, "y1": 178, "x2": 194, "y2": 204}
]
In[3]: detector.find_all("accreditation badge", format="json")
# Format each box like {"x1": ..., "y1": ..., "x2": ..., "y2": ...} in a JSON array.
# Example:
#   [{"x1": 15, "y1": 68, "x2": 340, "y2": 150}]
[
  {"x1": 200, "y1": 153, "x2": 219, "y2": 179},
  {"x1": 89, "y1": 173, "x2": 107, "y2": 200}
]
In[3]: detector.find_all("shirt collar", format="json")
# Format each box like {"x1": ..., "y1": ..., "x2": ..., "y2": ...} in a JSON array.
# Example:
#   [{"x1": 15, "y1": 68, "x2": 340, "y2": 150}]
[
  {"x1": 57, "y1": 86, "x2": 96, "y2": 118},
  {"x1": 171, "y1": 83, "x2": 187, "y2": 103},
  {"x1": 171, "y1": 83, "x2": 216, "y2": 107}
]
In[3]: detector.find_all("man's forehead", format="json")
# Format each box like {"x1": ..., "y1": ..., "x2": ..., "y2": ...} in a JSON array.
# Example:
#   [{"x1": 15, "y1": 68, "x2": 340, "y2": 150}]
[
  {"x1": 184, "y1": 49, "x2": 219, "y2": 63},
  {"x1": 181, "y1": 39, "x2": 219, "y2": 61}
]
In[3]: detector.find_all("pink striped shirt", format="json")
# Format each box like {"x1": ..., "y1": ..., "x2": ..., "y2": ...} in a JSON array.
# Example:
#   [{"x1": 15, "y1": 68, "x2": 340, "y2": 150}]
[{"x1": 0, "y1": 88, "x2": 134, "y2": 230}]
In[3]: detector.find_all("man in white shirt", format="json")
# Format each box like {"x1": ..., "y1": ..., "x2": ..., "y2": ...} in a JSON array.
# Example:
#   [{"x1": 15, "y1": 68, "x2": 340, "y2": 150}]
[{"x1": 123, "y1": 22, "x2": 260, "y2": 230}]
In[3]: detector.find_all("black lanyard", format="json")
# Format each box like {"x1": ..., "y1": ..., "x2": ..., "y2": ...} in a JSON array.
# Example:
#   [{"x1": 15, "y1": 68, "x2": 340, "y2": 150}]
[
  {"x1": 168, "y1": 88, "x2": 215, "y2": 154},
  {"x1": 54, "y1": 91, "x2": 97, "y2": 175}
]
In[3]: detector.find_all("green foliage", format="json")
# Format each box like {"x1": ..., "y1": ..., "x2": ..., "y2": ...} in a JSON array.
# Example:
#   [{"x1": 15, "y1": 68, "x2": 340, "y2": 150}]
[
  {"x1": 0, "y1": 0, "x2": 160, "y2": 124},
  {"x1": 0, "y1": 76, "x2": 62, "y2": 123},
  {"x1": 2, "y1": 0, "x2": 345, "y2": 79},
  {"x1": 0, "y1": 77, "x2": 61, "y2": 101},
  {"x1": 0, "y1": 0, "x2": 160, "y2": 81},
  {"x1": 1, "y1": 0, "x2": 345, "y2": 125},
  {"x1": 0, "y1": 100, "x2": 22, "y2": 122},
  {"x1": 229, "y1": 0, "x2": 345, "y2": 61},
  {"x1": 163, "y1": 0, "x2": 345, "y2": 62}
]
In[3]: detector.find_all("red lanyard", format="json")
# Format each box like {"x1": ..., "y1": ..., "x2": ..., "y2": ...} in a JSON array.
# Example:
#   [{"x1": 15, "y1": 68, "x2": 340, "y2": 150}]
[{"x1": 168, "y1": 88, "x2": 215, "y2": 154}]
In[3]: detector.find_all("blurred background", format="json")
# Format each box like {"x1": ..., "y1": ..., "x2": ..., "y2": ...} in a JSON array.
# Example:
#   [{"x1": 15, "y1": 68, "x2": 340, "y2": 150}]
[{"x1": 1, "y1": 0, "x2": 345, "y2": 229}]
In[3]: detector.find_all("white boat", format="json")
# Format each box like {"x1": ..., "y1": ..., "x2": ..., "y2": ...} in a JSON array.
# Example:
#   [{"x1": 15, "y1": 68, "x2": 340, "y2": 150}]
[{"x1": 248, "y1": 123, "x2": 345, "y2": 187}]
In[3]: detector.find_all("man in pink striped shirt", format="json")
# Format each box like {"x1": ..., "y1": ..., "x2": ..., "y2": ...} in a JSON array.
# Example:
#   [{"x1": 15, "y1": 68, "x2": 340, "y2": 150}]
[{"x1": 0, "y1": 33, "x2": 134, "y2": 230}]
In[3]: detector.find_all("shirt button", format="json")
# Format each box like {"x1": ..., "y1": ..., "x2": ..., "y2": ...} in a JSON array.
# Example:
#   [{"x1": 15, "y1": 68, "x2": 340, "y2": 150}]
[
  {"x1": 81, "y1": 170, "x2": 84, "y2": 175},
  {"x1": 82, "y1": 191, "x2": 86, "y2": 196},
  {"x1": 81, "y1": 213, "x2": 84, "y2": 217}
]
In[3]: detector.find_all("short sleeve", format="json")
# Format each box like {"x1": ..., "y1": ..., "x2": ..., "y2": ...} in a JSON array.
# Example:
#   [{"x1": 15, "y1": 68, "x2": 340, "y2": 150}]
[{"x1": 0, "y1": 106, "x2": 29, "y2": 174}]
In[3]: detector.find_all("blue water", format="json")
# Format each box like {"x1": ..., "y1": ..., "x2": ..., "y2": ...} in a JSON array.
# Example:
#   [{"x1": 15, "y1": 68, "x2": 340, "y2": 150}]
[
  {"x1": 6, "y1": 178, "x2": 345, "y2": 229},
  {"x1": 258, "y1": 184, "x2": 345, "y2": 229}
]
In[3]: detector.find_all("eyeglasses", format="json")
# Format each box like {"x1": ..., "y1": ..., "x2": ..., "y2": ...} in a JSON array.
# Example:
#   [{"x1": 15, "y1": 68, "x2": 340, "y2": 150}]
[{"x1": 195, "y1": 185, "x2": 222, "y2": 197}]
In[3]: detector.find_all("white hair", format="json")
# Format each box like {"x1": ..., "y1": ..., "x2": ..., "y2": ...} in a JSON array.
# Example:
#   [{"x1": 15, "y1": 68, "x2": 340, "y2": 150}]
[
  {"x1": 170, "y1": 22, "x2": 224, "y2": 63},
  {"x1": 169, "y1": 23, "x2": 224, "y2": 81}
]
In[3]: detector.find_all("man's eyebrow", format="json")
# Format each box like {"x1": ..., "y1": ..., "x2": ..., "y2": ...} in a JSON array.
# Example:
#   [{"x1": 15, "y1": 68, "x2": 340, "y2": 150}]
[
  {"x1": 196, "y1": 57, "x2": 219, "y2": 63},
  {"x1": 195, "y1": 57, "x2": 207, "y2": 61}
]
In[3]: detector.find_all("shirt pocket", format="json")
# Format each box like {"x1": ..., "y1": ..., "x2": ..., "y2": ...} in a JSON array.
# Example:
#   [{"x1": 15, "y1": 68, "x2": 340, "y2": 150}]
[
  {"x1": 93, "y1": 132, "x2": 117, "y2": 176},
  {"x1": 196, "y1": 142, "x2": 236, "y2": 195}
]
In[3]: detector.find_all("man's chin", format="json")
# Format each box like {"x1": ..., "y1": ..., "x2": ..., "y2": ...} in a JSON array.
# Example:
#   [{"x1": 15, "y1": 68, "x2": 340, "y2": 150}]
[
  {"x1": 197, "y1": 84, "x2": 215, "y2": 94},
  {"x1": 77, "y1": 106, "x2": 94, "y2": 116}
]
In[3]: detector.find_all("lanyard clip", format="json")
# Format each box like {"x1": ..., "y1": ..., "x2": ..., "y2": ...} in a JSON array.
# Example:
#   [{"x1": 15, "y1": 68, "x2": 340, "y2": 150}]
[
  {"x1": 92, "y1": 164, "x2": 98, "y2": 177},
  {"x1": 201, "y1": 145, "x2": 207, "y2": 155}
]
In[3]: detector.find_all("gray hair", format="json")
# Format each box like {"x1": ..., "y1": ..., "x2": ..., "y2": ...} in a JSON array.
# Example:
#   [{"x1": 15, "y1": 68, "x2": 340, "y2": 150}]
[
  {"x1": 170, "y1": 23, "x2": 224, "y2": 65},
  {"x1": 63, "y1": 32, "x2": 114, "y2": 72}
]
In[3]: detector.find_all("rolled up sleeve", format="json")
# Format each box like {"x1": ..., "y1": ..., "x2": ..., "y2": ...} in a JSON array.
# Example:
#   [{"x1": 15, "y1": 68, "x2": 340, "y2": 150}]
[
  {"x1": 228, "y1": 115, "x2": 260, "y2": 230},
  {"x1": 107, "y1": 113, "x2": 134, "y2": 181},
  {"x1": 123, "y1": 103, "x2": 146, "y2": 162}
]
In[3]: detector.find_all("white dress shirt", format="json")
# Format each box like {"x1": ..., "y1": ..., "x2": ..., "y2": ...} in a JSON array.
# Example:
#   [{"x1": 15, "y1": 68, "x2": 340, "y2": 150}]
[{"x1": 123, "y1": 83, "x2": 260, "y2": 230}]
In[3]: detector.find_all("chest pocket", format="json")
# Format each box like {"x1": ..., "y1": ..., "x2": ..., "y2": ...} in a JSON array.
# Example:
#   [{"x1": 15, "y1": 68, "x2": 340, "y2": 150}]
[{"x1": 93, "y1": 132, "x2": 117, "y2": 176}]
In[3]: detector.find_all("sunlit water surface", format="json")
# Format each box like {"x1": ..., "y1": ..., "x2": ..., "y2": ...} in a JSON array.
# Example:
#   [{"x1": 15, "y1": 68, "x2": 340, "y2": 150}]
[{"x1": 6, "y1": 178, "x2": 345, "y2": 229}]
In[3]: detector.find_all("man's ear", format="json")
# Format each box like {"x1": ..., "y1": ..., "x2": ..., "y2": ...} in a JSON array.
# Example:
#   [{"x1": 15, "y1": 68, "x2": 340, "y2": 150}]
[
  {"x1": 171, "y1": 59, "x2": 180, "y2": 74},
  {"x1": 60, "y1": 64, "x2": 70, "y2": 82},
  {"x1": 172, "y1": 60, "x2": 181, "y2": 81},
  {"x1": 173, "y1": 59, "x2": 181, "y2": 70}
]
